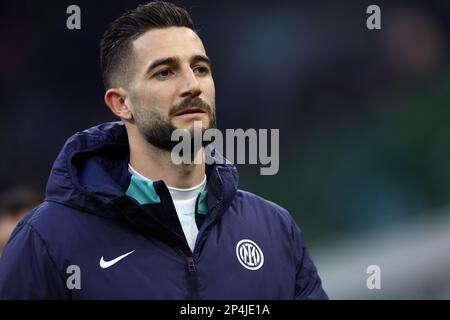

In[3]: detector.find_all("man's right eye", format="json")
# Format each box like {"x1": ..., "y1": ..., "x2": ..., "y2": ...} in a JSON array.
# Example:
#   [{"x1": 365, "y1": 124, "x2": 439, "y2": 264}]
[{"x1": 155, "y1": 69, "x2": 174, "y2": 79}]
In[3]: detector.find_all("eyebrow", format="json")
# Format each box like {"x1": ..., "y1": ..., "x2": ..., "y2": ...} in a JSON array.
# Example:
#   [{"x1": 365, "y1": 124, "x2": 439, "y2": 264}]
[
  {"x1": 191, "y1": 55, "x2": 212, "y2": 68},
  {"x1": 145, "y1": 55, "x2": 212, "y2": 75}
]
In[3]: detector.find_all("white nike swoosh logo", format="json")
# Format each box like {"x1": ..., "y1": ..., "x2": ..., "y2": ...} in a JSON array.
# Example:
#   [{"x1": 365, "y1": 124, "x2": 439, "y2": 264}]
[{"x1": 99, "y1": 250, "x2": 135, "y2": 269}]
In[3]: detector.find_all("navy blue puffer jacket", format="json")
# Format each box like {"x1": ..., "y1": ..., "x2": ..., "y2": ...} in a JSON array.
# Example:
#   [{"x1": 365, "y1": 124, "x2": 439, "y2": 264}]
[{"x1": 0, "y1": 122, "x2": 327, "y2": 300}]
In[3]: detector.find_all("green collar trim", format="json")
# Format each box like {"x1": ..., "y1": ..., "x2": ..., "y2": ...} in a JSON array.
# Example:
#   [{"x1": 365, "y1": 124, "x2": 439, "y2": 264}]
[
  {"x1": 126, "y1": 174, "x2": 161, "y2": 205},
  {"x1": 197, "y1": 190, "x2": 208, "y2": 215},
  {"x1": 126, "y1": 173, "x2": 208, "y2": 215}
]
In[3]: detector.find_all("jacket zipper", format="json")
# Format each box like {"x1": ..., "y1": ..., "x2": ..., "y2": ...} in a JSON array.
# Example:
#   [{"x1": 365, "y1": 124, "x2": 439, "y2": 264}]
[
  {"x1": 186, "y1": 256, "x2": 199, "y2": 299},
  {"x1": 183, "y1": 193, "x2": 205, "y2": 300},
  {"x1": 183, "y1": 173, "x2": 224, "y2": 300},
  {"x1": 184, "y1": 178, "x2": 225, "y2": 300}
]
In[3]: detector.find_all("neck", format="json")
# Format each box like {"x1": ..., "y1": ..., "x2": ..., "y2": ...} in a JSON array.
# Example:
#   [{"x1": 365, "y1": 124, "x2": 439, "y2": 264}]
[{"x1": 128, "y1": 127, "x2": 205, "y2": 189}]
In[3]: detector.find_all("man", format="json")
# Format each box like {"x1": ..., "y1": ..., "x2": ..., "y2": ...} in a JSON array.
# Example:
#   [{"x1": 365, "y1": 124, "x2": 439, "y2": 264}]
[{"x1": 0, "y1": 1, "x2": 327, "y2": 299}]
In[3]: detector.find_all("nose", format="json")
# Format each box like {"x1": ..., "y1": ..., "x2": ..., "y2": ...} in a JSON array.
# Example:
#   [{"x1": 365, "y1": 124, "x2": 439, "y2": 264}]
[{"x1": 179, "y1": 68, "x2": 202, "y2": 98}]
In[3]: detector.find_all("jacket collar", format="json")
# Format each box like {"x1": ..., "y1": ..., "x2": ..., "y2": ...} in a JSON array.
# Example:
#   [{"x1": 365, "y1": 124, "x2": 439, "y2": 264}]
[{"x1": 45, "y1": 121, "x2": 239, "y2": 228}]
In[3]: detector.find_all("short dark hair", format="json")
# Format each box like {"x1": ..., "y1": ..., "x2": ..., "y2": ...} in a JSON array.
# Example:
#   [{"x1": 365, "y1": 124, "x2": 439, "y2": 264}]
[{"x1": 100, "y1": 1, "x2": 196, "y2": 89}]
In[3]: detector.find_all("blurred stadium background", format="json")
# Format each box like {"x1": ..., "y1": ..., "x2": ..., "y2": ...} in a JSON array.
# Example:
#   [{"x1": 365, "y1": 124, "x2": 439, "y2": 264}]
[{"x1": 1, "y1": 0, "x2": 449, "y2": 299}]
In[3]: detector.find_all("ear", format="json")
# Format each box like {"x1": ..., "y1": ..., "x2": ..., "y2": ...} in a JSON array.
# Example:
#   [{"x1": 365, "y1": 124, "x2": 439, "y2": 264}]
[{"x1": 104, "y1": 87, "x2": 133, "y2": 120}]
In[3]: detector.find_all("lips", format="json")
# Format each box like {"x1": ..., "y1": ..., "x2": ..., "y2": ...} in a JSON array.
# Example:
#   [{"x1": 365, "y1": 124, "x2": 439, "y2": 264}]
[{"x1": 174, "y1": 107, "x2": 206, "y2": 116}]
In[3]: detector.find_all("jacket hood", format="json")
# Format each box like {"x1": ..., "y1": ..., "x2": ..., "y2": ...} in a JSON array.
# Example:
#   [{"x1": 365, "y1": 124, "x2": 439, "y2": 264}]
[{"x1": 45, "y1": 122, "x2": 239, "y2": 223}]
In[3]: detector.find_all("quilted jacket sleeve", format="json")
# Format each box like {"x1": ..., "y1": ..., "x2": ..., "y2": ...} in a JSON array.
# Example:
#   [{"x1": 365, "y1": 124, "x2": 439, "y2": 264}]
[
  {"x1": 0, "y1": 219, "x2": 68, "y2": 299},
  {"x1": 292, "y1": 221, "x2": 329, "y2": 300}
]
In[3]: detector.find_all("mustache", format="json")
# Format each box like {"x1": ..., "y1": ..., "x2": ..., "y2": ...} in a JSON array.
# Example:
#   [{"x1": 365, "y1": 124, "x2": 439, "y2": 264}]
[{"x1": 169, "y1": 97, "x2": 212, "y2": 117}]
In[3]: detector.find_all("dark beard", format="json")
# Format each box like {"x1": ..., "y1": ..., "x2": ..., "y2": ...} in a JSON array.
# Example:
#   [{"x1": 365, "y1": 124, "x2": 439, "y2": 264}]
[{"x1": 133, "y1": 97, "x2": 216, "y2": 152}]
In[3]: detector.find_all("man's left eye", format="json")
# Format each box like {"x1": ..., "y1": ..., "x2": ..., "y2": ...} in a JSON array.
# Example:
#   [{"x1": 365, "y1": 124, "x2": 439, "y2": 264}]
[{"x1": 194, "y1": 66, "x2": 210, "y2": 75}]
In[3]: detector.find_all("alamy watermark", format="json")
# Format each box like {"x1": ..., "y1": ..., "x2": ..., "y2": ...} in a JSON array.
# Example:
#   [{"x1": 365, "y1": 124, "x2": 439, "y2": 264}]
[
  {"x1": 66, "y1": 5, "x2": 81, "y2": 30},
  {"x1": 66, "y1": 264, "x2": 81, "y2": 290},
  {"x1": 66, "y1": 4, "x2": 380, "y2": 31},
  {"x1": 366, "y1": 5, "x2": 381, "y2": 30},
  {"x1": 170, "y1": 121, "x2": 279, "y2": 175},
  {"x1": 366, "y1": 264, "x2": 381, "y2": 290}
]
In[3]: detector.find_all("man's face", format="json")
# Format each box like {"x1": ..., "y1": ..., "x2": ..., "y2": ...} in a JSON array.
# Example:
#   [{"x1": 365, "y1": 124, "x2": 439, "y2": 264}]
[{"x1": 126, "y1": 27, "x2": 216, "y2": 151}]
